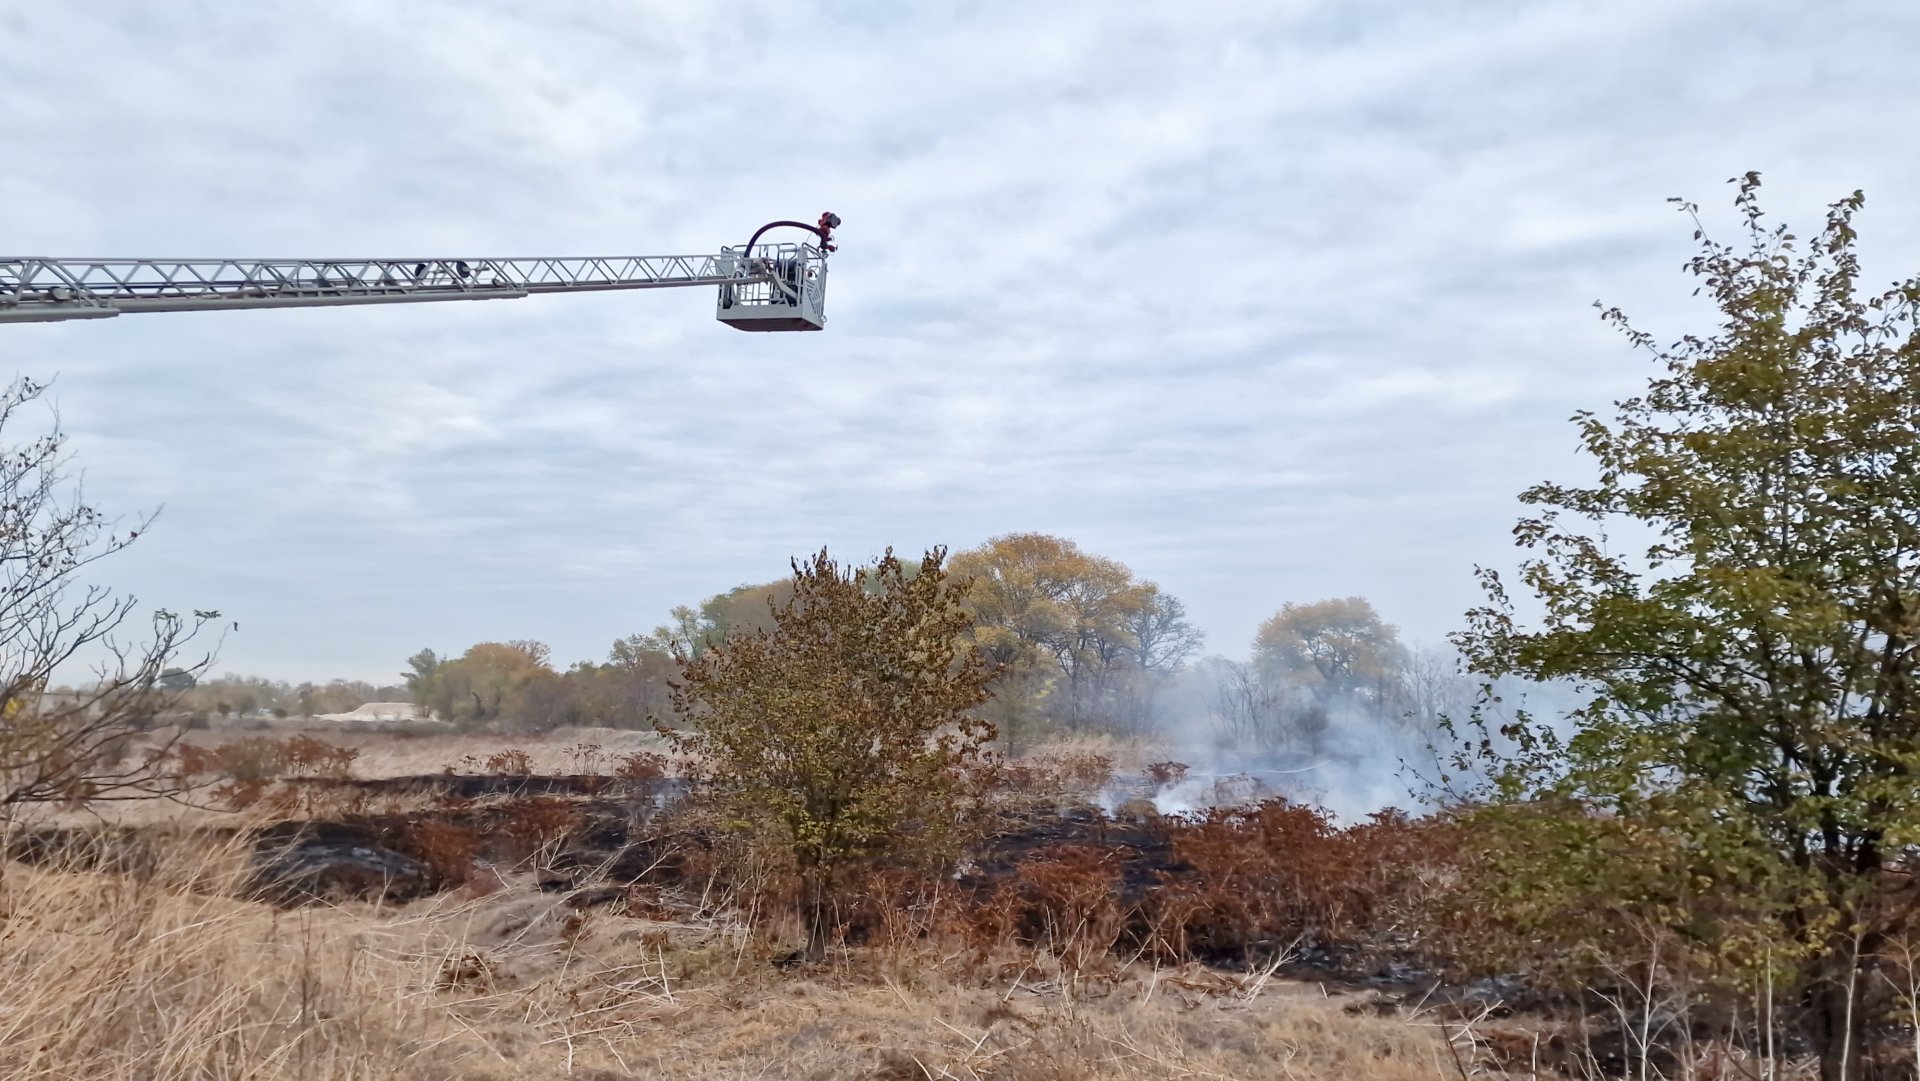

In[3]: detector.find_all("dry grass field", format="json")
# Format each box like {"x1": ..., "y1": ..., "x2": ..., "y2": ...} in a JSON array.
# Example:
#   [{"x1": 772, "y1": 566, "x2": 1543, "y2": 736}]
[
  {"x1": 184, "y1": 725, "x2": 679, "y2": 779},
  {"x1": 0, "y1": 726, "x2": 1827, "y2": 1080},
  {"x1": 0, "y1": 821, "x2": 1479, "y2": 1081}
]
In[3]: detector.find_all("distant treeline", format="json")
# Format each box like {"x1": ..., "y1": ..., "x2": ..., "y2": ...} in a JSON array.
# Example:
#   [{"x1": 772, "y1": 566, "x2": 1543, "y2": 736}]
[
  {"x1": 153, "y1": 676, "x2": 413, "y2": 721},
  {"x1": 158, "y1": 533, "x2": 1477, "y2": 753}
]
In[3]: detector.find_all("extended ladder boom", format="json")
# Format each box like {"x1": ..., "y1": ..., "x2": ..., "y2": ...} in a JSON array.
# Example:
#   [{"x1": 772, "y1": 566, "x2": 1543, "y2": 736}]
[{"x1": 0, "y1": 214, "x2": 839, "y2": 332}]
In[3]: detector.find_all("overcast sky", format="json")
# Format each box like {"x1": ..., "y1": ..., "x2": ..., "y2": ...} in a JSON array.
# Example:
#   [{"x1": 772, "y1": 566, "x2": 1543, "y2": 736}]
[{"x1": 3, "y1": 1, "x2": 1917, "y2": 684}]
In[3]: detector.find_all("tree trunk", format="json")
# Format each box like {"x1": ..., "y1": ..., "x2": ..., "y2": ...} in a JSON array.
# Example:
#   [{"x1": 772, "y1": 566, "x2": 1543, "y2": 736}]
[
  {"x1": 1804, "y1": 954, "x2": 1867, "y2": 1081},
  {"x1": 802, "y1": 869, "x2": 829, "y2": 962}
]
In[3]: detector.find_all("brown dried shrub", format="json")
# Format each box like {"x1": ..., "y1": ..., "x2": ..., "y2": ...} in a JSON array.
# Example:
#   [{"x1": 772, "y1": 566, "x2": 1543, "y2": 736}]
[
  {"x1": 878, "y1": 798, "x2": 1464, "y2": 977},
  {"x1": 279, "y1": 735, "x2": 357, "y2": 777},
  {"x1": 994, "y1": 845, "x2": 1130, "y2": 980},
  {"x1": 563, "y1": 742, "x2": 604, "y2": 774},
  {"x1": 401, "y1": 818, "x2": 480, "y2": 887},
  {"x1": 831, "y1": 867, "x2": 955, "y2": 955},
  {"x1": 209, "y1": 777, "x2": 275, "y2": 811},
  {"x1": 647, "y1": 786, "x2": 1461, "y2": 982},
  {"x1": 995, "y1": 761, "x2": 1048, "y2": 796},
  {"x1": 1143, "y1": 800, "x2": 1457, "y2": 965},
  {"x1": 437, "y1": 948, "x2": 495, "y2": 990},
  {"x1": 483, "y1": 748, "x2": 534, "y2": 775},
  {"x1": 612, "y1": 751, "x2": 669, "y2": 782},
  {"x1": 493, "y1": 796, "x2": 583, "y2": 862},
  {"x1": 190, "y1": 738, "x2": 286, "y2": 783},
  {"x1": 170, "y1": 735, "x2": 356, "y2": 785},
  {"x1": 167, "y1": 742, "x2": 221, "y2": 779},
  {"x1": 1050, "y1": 753, "x2": 1113, "y2": 795},
  {"x1": 996, "y1": 753, "x2": 1114, "y2": 801},
  {"x1": 620, "y1": 883, "x2": 678, "y2": 921},
  {"x1": 1143, "y1": 761, "x2": 1189, "y2": 786}
]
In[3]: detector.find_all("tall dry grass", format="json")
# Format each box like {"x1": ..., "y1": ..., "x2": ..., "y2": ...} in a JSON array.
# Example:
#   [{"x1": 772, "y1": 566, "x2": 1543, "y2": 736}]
[{"x1": 0, "y1": 828, "x2": 1470, "y2": 1081}]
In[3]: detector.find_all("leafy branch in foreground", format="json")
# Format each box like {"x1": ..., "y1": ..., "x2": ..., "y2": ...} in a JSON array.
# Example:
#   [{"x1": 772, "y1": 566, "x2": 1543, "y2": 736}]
[{"x1": 1451, "y1": 173, "x2": 1920, "y2": 1081}]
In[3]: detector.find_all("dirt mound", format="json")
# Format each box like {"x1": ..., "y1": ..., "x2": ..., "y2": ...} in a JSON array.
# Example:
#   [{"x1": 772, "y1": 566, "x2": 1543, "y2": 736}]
[{"x1": 311, "y1": 702, "x2": 429, "y2": 723}]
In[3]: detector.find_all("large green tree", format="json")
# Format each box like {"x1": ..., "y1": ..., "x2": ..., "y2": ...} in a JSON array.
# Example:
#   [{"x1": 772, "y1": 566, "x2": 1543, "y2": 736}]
[
  {"x1": 1453, "y1": 175, "x2": 1920, "y2": 1079},
  {"x1": 403, "y1": 640, "x2": 555, "y2": 724},
  {"x1": 551, "y1": 635, "x2": 677, "y2": 730},
  {"x1": 951, "y1": 532, "x2": 1201, "y2": 743},
  {"x1": 1255, "y1": 597, "x2": 1405, "y2": 706},
  {"x1": 1231, "y1": 596, "x2": 1412, "y2": 754},
  {"x1": 663, "y1": 547, "x2": 998, "y2": 960},
  {"x1": 644, "y1": 579, "x2": 796, "y2": 657}
]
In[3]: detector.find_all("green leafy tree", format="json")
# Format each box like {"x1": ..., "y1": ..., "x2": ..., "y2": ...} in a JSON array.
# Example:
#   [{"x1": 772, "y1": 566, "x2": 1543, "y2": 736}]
[
  {"x1": 645, "y1": 580, "x2": 797, "y2": 657},
  {"x1": 951, "y1": 532, "x2": 1199, "y2": 743},
  {"x1": 663, "y1": 547, "x2": 998, "y2": 960},
  {"x1": 402, "y1": 641, "x2": 555, "y2": 725},
  {"x1": 571, "y1": 634, "x2": 675, "y2": 729},
  {"x1": 1254, "y1": 597, "x2": 1405, "y2": 706},
  {"x1": 1452, "y1": 174, "x2": 1920, "y2": 1080},
  {"x1": 402, "y1": 649, "x2": 443, "y2": 715},
  {"x1": 1242, "y1": 596, "x2": 1407, "y2": 753}
]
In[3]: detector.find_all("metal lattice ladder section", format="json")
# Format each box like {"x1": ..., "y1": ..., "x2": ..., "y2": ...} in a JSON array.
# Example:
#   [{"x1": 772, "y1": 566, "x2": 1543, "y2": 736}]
[{"x1": 0, "y1": 244, "x2": 821, "y2": 326}]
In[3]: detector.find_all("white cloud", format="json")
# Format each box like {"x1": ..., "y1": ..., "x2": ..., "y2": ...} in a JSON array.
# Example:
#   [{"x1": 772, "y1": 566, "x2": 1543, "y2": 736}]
[{"x1": 3, "y1": 1, "x2": 1919, "y2": 680}]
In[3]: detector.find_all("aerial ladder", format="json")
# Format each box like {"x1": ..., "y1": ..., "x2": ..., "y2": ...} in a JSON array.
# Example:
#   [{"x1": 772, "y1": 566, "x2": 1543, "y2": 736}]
[{"x1": 0, "y1": 213, "x2": 841, "y2": 332}]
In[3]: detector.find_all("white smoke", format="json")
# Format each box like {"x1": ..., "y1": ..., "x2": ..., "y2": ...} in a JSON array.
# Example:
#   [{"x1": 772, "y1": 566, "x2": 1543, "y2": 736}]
[
  {"x1": 1091, "y1": 771, "x2": 1268, "y2": 819},
  {"x1": 1094, "y1": 758, "x2": 1417, "y2": 825},
  {"x1": 1106, "y1": 648, "x2": 1579, "y2": 824},
  {"x1": 1146, "y1": 774, "x2": 1218, "y2": 817}
]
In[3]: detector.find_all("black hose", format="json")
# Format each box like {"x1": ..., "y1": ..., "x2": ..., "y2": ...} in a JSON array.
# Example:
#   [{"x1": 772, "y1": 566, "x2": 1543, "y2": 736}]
[{"x1": 743, "y1": 220, "x2": 828, "y2": 254}]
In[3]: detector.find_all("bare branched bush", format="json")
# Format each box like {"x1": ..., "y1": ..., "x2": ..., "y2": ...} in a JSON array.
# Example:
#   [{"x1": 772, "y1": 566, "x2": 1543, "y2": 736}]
[{"x1": 0, "y1": 377, "x2": 219, "y2": 813}]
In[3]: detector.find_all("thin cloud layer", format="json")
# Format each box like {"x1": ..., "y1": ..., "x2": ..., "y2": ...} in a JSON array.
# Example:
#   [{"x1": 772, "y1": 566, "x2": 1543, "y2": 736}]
[{"x1": 2, "y1": 1, "x2": 1917, "y2": 680}]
